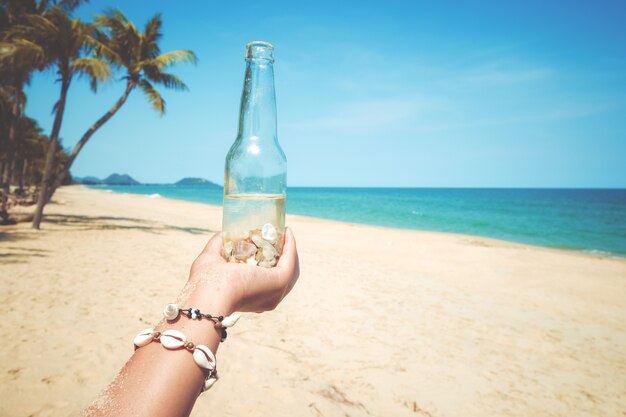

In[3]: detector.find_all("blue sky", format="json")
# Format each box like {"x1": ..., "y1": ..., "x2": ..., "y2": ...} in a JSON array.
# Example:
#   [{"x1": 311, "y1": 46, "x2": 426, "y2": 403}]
[{"x1": 24, "y1": 0, "x2": 626, "y2": 187}]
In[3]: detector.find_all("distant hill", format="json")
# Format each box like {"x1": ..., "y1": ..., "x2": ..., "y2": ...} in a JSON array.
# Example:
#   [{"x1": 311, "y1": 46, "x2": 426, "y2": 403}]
[
  {"x1": 102, "y1": 173, "x2": 140, "y2": 185},
  {"x1": 175, "y1": 177, "x2": 220, "y2": 187},
  {"x1": 73, "y1": 173, "x2": 140, "y2": 185},
  {"x1": 73, "y1": 175, "x2": 102, "y2": 185},
  {"x1": 73, "y1": 174, "x2": 220, "y2": 186}
]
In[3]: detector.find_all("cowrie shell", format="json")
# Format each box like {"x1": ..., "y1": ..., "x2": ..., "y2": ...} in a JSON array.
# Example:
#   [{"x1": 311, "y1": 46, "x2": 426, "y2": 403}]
[
  {"x1": 160, "y1": 329, "x2": 186, "y2": 349},
  {"x1": 193, "y1": 345, "x2": 216, "y2": 370},
  {"x1": 221, "y1": 313, "x2": 241, "y2": 328},
  {"x1": 203, "y1": 376, "x2": 218, "y2": 392},
  {"x1": 133, "y1": 328, "x2": 154, "y2": 347}
]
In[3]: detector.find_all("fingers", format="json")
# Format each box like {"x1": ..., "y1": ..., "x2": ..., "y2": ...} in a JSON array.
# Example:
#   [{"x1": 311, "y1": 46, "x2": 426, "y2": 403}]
[
  {"x1": 277, "y1": 227, "x2": 300, "y2": 297},
  {"x1": 200, "y1": 228, "x2": 297, "y2": 275},
  {"x1": 191, "y1": 228, "x2": 299, "y2": 314},
  {"x1": 276, "y1": 227, "x2": 297, "y2": 272}
]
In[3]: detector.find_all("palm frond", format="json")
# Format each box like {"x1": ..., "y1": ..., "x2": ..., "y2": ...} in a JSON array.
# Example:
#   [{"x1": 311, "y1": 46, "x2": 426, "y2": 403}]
[
  {"x1": 143, "y1": 70, "x2": 188, "y2": 91},
  {"x1": 143, "y1": 49, "x2": 197, "y2": 70},
  {"x1": 0, "y1": 39, "x2": 48, "y2": 75},
  {"x1": 4, "y1": 13, "x2": 58, "y2": 42},
  {"x1": 90, "y1": 27, "x2": 122, "y2": 67},
  {"x1": 142, "y1": 13, "x2": 162, "y2": 58},
  {"x1": 71, "y1": 57, "x2": 110, "y2": 91},
  {"x1": 95, "y1": 9, "x2": 139, "y2": 68},
  {"x1": 95, "y1": 8, "x2": 130, "y2": 38},
  {"x1": 54, "y1": 0, "x2": 88, "y2": 14},
  {"x1": 37, "y1": 0, "x2": 52, "y2": 14},
  {"x1": 139, "y1": 79, "x2": 165, "y2": 114}
]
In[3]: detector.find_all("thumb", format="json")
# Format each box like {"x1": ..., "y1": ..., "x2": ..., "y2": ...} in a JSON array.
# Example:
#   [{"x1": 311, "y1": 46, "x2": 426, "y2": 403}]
[{"x1": 200, "y1": 232, "x2": 226, "y2": 261}]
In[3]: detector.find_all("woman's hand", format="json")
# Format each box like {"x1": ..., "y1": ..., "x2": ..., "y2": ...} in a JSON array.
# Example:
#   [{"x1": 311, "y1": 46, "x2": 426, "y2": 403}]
[
  {"x1": 185, "y1": 227, "x2": 300, "y2": 314},
  {"x1": 83, "y1": 229, "x2": 299, "y2": 417}
]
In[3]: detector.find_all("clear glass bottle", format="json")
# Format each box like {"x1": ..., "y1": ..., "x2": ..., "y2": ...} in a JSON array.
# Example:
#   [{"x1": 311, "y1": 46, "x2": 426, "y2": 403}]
[{"x1": 222, "y1": 41, "x2": 286, "y2": 267}]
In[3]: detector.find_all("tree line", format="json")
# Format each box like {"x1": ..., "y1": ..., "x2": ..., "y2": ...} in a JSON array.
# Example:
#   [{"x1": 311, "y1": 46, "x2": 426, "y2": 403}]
[{"x1": 0, "y1": 0, "x2": 196, "y2": 228}]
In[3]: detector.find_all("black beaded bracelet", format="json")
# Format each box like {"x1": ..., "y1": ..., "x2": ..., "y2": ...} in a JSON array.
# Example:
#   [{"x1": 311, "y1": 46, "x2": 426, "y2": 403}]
[{"x1": 162, "y1": 304, "x2": 241, "y2": 343}]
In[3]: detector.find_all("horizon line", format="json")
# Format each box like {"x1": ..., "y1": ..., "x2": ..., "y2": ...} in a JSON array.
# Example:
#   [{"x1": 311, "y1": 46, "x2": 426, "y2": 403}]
[{"x1": 85, "y1": 184, "x2": 626, "y2": 190}]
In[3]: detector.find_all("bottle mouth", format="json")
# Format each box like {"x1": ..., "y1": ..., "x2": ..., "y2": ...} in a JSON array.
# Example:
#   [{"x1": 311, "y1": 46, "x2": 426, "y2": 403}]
[{"x1": 246, "y1": 41, "x2": 274, "y2": 63}]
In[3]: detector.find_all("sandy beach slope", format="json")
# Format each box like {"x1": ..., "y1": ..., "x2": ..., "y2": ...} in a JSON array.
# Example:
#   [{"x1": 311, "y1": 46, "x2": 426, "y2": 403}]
[{"x1": 1, "y1": 185, "x2": 625, "y2": 417}]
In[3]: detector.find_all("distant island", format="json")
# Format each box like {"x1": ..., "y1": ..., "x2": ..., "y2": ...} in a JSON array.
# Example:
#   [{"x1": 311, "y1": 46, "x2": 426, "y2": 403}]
[
  {"x1": 73, "y1": 173, "x2": 140, "y2": 185},
  {"x1": 175, "y1": 177, "x2": 220, "y2": 187},
  {"x1": 72, "y1": 174, "x2": 220, "y2": 187}
]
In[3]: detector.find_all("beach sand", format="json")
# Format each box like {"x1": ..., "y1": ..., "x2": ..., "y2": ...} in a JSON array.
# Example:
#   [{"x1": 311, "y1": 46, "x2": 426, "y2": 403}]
[{"x1": 1, "y1": 185, "x2": 625, "y2": 417}]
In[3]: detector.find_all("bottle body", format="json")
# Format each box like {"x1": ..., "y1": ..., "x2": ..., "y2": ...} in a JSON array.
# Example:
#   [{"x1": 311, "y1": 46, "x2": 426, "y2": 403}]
[{"x1": 222, "y1": 41, "x2": 286, "y2": 267}]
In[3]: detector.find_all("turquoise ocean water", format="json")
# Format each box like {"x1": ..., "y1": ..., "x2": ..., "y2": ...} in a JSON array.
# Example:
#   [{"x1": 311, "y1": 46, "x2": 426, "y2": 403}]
[{"x1": 90, "y1": 185, "x2": 626, "y2": 257}]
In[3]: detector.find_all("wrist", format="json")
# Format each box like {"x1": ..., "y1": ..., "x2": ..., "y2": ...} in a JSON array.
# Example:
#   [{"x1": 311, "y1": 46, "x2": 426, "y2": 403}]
[{"x1": 181, "y1": 265, "x2": 240, "y2": 316}]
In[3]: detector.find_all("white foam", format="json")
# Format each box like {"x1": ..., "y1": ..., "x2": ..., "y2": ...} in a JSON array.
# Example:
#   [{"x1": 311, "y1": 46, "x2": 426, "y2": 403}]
[{"x1": 147, "y1": 193, "x2": 161, "y2": 198}]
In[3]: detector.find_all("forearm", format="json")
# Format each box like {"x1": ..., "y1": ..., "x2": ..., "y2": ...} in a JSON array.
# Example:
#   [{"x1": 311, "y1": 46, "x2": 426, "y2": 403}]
[
  {"x1": 85, "y1": 279, "x2": 235, "y2": 417},
  {"x1": 83, "y1": 230, "x2": 299, "y2": 417}
]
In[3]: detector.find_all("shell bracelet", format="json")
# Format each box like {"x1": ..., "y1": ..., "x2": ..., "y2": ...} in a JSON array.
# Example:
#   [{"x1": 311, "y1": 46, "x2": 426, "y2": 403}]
[
  {"x1": 162, "y1": 304, "x2": 241, "y2": 342},
  {"x1": 134, "y1": 328, "x2": 219, "y2": 393}
]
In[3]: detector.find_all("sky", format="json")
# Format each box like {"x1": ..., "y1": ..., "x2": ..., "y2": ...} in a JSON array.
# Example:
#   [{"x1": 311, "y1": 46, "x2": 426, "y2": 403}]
[{"x1": 24, "y1": 0, "x2": 626, "y2": 187}]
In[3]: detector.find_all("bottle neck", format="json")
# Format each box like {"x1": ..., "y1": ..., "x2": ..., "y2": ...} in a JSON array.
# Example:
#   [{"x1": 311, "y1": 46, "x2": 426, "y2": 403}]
[{"x1": 237, "y1": 58, "x2": 277, "y2": 141}]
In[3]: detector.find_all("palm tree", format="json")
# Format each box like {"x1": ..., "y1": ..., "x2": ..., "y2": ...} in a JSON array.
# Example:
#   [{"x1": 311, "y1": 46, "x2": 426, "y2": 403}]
[
  {"x1": 55, "y1": 9, "x2": 197, "y2": 188},
  {"x1": 0, "y1": 2, "x2": 42, "y2": 221},
  {"x1": 13, "y1": 115, "x2": 46, "y2": 193},
  {"x1": 0, "y1": 0, "x2": 86, "y2": 222},
  {"x1": 0, "y1": 81, "x2": 23, "y2": 222},
  {"x1": 6, "y1": 6, "x2": 110, "y2": 229}
]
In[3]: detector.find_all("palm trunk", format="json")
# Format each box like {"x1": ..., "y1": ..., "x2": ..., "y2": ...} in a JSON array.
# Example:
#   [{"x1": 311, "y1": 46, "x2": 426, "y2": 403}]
[
  {"x1": 8, "y1": 158, "x2": 16, "y2": 184},
  {"x1": 0, "y1": 91, "x2": 20, "y2": 220},
  {"x1": 0, "y1": 160, "x2": 5, "y2": 220},
  {"x1": 52, "y1": 81, "x2": 134, "y2": 198},
  {"x1": 32, "y1": 76, "x2": 71, "y2": 229},
  {"x1": 23, "y1": 158, "x2": 32, "y2": 188},
  {"x1": 17, "y1": 158, "x2": 26, "y2": 194}
]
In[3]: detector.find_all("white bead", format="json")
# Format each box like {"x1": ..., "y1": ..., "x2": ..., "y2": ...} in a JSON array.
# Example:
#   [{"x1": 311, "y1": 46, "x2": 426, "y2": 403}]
[
  {"x1": 221, "y1": 313, "x2": 241, "y2": 328},
  {"x1": 133, "y1": 328, "x2": 154, "y2": 347},
  {"x1": 160, "y1": 329, "x2": 186, "y2": 349},
  {"x1": 202, "y1": 376, "x2": 218, "y2": 392},
  {"x1": 163, "y1": 303, "x2": 179, "y2": 320},
  {"x1": 193, "y1": 345, "x2": 216, "y2": 371}
]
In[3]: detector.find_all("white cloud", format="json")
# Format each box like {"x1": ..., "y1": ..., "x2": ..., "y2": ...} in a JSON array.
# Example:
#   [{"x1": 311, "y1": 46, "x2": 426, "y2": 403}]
[
  {"x1": 412, "y1": 101, "x2": 614, "y2": 133},
  {"x1": 436, "y1": 59, "x2": 554, "y2": 88},
  {"x1": 282, "y1": 98, "x2": 446, "y2": 131}
]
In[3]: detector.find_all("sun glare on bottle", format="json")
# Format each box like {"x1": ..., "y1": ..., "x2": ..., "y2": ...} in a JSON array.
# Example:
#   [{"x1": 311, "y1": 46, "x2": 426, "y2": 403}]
[{"x1": 247, "y1": 144, "x2": 260, "y2": 154}]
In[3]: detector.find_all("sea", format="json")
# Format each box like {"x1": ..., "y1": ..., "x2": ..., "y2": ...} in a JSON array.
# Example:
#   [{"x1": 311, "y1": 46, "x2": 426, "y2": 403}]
[{"x1": 89, "y1": 185, "x2": 626, "y2": 257}]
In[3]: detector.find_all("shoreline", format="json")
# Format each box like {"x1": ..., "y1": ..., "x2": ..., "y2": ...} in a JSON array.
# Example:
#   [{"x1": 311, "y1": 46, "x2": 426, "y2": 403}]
[{"x1": 84, "y1": 185, "x2": 626, "y2": 261}]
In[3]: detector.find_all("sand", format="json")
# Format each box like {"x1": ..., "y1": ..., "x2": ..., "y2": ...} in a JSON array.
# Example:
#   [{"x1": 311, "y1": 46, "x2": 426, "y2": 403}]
[{"x1": 1, "y1": 185, "x2": 625, "y2": 417}]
